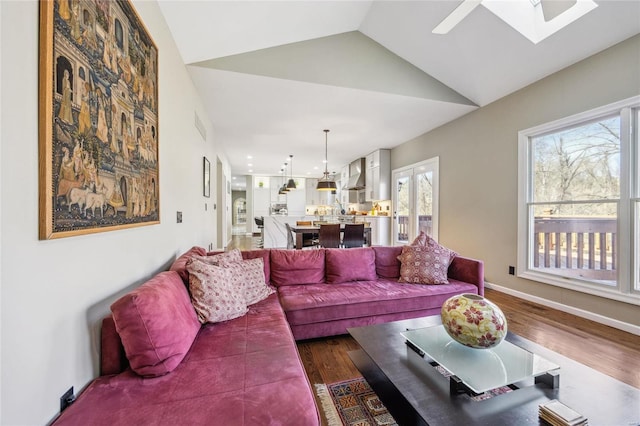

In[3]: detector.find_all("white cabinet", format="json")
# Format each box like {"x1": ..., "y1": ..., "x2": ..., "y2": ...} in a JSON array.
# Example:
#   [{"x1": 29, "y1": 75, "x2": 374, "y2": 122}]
[
  {"x1": 286, "y1": 187, "x2": 306, "y2": 216},
  {"x1": 252, "y1": 187, "x2": 270, "y2": 233},
  {"x1": 365, "y1": 149, "x2": 390, "y2": 201},
  {"x1": 305, "y1": 178, "x2": 319, "y2": 205},
  {"x1": 369, "y1": 217, "x2": 391, "y2": 246}
]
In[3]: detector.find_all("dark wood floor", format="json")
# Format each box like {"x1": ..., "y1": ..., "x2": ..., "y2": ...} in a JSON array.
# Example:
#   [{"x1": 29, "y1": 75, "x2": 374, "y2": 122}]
[
  {"x1": 297, "y1": 289, "x2": 640, "y2": 389},
  {"x1": 229, "y1": 234, "x2": 640, "y2": 399}
]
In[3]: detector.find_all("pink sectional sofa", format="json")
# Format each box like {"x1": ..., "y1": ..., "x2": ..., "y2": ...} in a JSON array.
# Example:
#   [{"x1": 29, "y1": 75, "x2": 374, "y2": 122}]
[{"x1": 53, "y1": 246, "x2": 483, "y2": 425}]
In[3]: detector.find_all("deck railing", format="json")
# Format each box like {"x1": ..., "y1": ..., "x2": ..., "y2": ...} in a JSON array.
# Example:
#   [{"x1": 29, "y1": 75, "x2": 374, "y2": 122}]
[
  {"x1": 397, "y1": 215, "x2": 617, "y2": 282},
  {"x1": 533, "y1": 216, "x2": 616, "y2": 281}
]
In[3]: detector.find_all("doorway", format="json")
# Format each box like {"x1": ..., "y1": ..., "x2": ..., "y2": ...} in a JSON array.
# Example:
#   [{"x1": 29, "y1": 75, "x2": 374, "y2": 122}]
[{"x1": 392, "y1": 157, "x2": 439, "y2": 245}]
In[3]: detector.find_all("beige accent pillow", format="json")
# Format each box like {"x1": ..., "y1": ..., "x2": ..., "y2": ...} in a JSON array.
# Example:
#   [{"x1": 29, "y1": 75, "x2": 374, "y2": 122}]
[
  {"x1": 186, "y1": 258, "x2": 248, "y2": 323},
  {"x1": 224, "y1": 258, "x2": 274, "y2": 305},
  {"x1": 193, "y1": 249, "x2": 243, "y2": 267}
]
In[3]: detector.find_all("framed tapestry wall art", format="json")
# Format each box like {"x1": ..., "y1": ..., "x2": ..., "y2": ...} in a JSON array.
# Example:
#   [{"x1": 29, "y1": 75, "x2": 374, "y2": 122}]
[{"x1": 39, "y1": 0, "x2": 159, "y2": 239}]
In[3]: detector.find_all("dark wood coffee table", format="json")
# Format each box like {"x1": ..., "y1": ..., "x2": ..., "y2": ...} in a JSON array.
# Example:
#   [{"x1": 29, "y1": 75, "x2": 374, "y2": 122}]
[{"x1": 348, "y1": 316, "x2": 640, "y2": 426}]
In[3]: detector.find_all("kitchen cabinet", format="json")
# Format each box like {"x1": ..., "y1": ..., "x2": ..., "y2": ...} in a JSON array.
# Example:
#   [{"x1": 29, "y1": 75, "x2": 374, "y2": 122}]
[
  {"x1": 365, "y1": 149, "x2": 390, "y2": 202},
  {"x1": 305, "y1": 178, "x2": 319, "y2": 205},
  {"x1": 368, "y1": 217, "x2": 391, "y2": 246},
  {"x1": 286, "y1": 186, "x2": 306, "y2": 216},
  {"x1": 252, "y1": 185, "x2": 270, "y2": 233}
]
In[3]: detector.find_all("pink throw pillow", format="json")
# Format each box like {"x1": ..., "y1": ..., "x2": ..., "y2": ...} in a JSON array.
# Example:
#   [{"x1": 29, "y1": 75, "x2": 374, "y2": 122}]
[
  {"x1": 110, "y1": 271, "x2": 200, "y2": 377},
  {"x1": 270, "y1": 249, "x2": 325, "y2": 287},
  {"x1": 372, "y1": 246, "x2": 403, "y2": 278},
  {"x1": 169, "y1": 246, "x2": 207, "y2": 282},
  {"x1": 186, "y1": 259, "x2": 248, "y2": 323},
  {"x1": 325, "y1": 248, "x2": 377, "y2": 284},
  {"x1": 397, "y1": 237, "x2": 457, "y2": 284}
]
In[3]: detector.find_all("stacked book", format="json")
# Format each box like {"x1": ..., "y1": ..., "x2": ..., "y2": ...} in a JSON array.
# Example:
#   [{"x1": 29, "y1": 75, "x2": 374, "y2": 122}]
[{"x1": 539, "y1": 400, "x2": 588, "y2": 426}]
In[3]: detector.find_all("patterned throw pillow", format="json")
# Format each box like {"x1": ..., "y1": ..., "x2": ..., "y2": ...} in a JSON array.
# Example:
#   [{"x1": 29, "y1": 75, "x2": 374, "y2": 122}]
[
  {"x1": 186, "y1": 258, "x2": 248, "y2": 323},
  {"x1": 397, "y1": 236, "x2": 457, "y2": 285},
  {"x1": 193, "y1": 249, "x2": 243, "y2": 267},
  {"x1": 224, "y1": 258, "x2": 274, "y2": 305}
]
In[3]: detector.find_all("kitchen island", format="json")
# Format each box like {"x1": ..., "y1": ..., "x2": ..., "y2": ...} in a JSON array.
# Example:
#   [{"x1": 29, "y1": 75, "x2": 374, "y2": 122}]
[{"x1": 262, "y1": 215, "x2": 373, "y2": 248}]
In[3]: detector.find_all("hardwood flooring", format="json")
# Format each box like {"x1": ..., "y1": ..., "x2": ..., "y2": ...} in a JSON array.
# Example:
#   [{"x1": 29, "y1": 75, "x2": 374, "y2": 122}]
[
  {"x1": 297, "y1": 290, "x2": 640, "y2": 390},
  {"x1": 227, "y1": 234, "x2": 640, "y2": 392}
]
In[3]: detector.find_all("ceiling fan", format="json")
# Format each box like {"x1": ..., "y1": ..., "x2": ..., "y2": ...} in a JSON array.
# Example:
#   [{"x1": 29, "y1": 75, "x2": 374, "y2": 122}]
[{"x1": 432, "y1": 0, "x2": 578, "y2": 35}]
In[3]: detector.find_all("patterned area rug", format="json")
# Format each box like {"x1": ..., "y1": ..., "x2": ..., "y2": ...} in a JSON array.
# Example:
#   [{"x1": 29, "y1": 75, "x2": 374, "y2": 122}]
[{"x1": 315, "y1": 378, "x2": 398, "y2": 426}]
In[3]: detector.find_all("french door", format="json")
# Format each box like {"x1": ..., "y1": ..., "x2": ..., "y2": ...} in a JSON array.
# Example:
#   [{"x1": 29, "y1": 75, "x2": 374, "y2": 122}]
[{"x1": 392, "y1": 158, "x2": 439, "y2": 245}]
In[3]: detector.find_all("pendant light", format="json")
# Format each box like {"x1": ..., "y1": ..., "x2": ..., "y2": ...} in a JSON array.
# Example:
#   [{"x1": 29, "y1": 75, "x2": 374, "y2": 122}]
[
  {"x1": 317, "y1": 129, "x2": 337, "y2": 191},
  {"x1": 286, "y1": 154, "x2": 296, "y2": 190},
  {"x1": 278, "y1": 167, "x2": 287, "y2": 194}
]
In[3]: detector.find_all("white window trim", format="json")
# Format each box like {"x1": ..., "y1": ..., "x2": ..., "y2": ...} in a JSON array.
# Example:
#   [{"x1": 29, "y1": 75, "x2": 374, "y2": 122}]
[
  {"x1": 517, "y1": 96, "x2": 640, "y2": 305},
  {"x1": 392, "y1": 157, "x2": 439, "y2": 244}
]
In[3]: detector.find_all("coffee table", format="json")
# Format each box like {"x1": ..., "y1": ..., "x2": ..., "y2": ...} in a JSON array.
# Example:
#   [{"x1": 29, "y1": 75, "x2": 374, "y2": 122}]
[{"x1": 348, "y1": 316, "x2": 640, "y2": 426}]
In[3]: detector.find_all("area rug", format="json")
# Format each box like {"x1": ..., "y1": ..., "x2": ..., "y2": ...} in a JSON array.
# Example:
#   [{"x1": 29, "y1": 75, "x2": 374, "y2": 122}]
[{"x1": 315, "y1": 378, "x2": 398, "y2": 426}]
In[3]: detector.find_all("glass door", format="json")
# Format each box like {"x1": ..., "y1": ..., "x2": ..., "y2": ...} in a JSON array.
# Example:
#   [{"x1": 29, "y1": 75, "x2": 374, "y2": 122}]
[{"x1": 392, "y1": 158, "x2": 439, "y2": 245}]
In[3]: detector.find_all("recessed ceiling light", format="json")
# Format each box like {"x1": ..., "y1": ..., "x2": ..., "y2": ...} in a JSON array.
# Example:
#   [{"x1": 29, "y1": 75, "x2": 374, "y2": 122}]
[
  {"x1": 247, "y1": 155, "x2": 253, "y2": 159},
  {"x1": 248, "y1": 169, "x2": 253, "y2": 173},
  {"x1": 248, "y1": 163, "x2": 253, "y2": 167}
]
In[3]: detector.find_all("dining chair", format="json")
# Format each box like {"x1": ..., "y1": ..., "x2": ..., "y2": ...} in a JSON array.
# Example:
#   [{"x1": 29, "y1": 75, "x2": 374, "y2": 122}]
[
  {"x1": 285, "y1": 223, "x2": 296, "y2": 249},
  {"x1": 318, "y1": 224, "x2": 341, "y2": 248},
  {"x1": 342, "y1": 223, "x2": 365, "y2": 248}
]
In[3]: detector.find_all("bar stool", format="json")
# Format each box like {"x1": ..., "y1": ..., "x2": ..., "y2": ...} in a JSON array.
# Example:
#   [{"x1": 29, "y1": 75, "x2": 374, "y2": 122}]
[{"x1": 254, "y1": 216, "x2": 264, "y2": 248}]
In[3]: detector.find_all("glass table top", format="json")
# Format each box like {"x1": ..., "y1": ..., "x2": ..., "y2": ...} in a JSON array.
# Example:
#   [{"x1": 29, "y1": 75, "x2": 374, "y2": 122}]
[{"x1": 401, "y1": 325, "x2": 560, "y2": 394}]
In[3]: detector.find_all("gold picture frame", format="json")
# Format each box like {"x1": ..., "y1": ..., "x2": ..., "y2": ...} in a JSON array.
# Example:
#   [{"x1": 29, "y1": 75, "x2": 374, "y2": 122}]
[{"x1": 39, "y1": 0, "x2": 159, "y2": 239}]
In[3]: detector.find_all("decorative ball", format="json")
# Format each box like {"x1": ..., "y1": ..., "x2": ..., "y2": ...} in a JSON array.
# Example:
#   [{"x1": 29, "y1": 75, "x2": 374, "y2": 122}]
[{"x1": 440, "y1": 293, "x2": 507, "y2": 349}]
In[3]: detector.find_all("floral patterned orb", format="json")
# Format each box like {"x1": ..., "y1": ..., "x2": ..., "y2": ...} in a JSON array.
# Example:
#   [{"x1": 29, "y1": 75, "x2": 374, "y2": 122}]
[{"x1": 441, "y1": 293, "x2": 507, "y2": 349}]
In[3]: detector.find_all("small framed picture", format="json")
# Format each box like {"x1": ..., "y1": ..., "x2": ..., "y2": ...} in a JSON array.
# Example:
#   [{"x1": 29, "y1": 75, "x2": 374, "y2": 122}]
[{"x1": 203, "y1": 157, "x2": 210, "y2": 197}]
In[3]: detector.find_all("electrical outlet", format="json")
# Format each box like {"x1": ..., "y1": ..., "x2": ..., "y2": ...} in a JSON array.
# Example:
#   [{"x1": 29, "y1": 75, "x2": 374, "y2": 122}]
[
  {"x1": 60, "y1": 387, "x2": 75, "y2": 412},
  {"x1": 508, "y1": 266, "x2": 515, "y2": 275},
  {"x1": 176, "y1": 211, "x2": 182, "y2": 223}
]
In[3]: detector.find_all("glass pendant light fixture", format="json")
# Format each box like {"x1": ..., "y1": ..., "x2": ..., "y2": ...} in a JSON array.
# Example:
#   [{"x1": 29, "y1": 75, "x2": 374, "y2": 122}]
[
  {"x1": 317, "y1": 129, "x2": 337, "y2": 191},
  {"x1": 286, "y1": 154, "x2": 296, "y2": 190}
]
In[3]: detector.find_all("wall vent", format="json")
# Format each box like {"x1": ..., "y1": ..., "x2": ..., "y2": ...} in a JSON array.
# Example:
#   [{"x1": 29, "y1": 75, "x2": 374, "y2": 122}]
[{"x1": 194, "y1": 112, "x2": 207, "y2": 141}]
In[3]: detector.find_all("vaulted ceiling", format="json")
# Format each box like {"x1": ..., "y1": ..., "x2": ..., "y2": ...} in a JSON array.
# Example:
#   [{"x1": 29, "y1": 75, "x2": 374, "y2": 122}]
[{"x1": 157, "y1": 1, "x2": 640, "y2": 187}]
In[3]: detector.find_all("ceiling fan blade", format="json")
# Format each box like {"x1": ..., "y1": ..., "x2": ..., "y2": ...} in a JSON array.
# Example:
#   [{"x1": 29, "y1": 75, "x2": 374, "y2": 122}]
[{"x1": 432, "y1": 0, "x2": 482, "y2": 34}]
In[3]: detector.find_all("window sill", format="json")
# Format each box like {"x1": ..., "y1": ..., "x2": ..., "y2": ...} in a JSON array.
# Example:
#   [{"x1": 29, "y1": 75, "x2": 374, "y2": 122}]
[{"x1": 518, "y1": 270, "x2": 640, "y2": 306}]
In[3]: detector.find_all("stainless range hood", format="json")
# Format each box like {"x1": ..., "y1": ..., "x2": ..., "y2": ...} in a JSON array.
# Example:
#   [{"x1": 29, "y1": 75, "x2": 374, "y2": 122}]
[{"x1": 346, "y1": 158, "x2": 366, "y2": 190}]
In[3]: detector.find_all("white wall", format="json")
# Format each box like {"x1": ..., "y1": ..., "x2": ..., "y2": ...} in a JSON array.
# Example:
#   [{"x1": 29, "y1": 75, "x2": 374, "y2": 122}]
[
  {"x1": 392, "y1": 34, "x2": 640, "y2": 329},
  {"x1": 0, "y1": 1, "x2": 223, "y2": 424}
]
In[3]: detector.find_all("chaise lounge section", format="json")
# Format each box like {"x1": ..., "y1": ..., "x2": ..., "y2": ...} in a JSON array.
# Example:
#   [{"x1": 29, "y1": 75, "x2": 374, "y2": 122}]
[{"x1": 53, "y1": 245, "x2": 483, "y2": 425}]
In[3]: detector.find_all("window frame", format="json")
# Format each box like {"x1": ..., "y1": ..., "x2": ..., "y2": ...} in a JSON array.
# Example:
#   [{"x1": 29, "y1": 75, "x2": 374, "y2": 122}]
[{"x1": 517, "y1": 96, "x2": 639, "y2": 304}]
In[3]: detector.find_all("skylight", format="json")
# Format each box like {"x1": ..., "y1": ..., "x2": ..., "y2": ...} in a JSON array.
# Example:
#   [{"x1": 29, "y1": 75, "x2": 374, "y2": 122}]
[{"x1": 482, "y1": 0, "x2": 598, "y2": 44}]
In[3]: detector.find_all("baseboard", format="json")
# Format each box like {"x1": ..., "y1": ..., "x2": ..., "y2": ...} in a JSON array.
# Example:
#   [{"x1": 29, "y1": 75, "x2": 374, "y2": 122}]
[{"x1": 485, "y1": 282, "x2": 640, "y2": 336}]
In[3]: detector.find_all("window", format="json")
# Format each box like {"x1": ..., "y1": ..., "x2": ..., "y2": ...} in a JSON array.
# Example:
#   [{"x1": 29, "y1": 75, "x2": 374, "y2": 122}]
[{"x1": 518, "y1": 97, "x2": 639, "y2": 303}]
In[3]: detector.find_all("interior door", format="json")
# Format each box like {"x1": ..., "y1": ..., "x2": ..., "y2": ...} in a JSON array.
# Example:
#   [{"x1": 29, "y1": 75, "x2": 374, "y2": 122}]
[{"x1": 392, "y1": 158, "x2": 439, "y2": 245}]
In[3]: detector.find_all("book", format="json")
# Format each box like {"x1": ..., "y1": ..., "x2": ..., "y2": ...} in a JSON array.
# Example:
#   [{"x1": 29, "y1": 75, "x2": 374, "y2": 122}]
[{"x1": 539, "y1": 399, "x2": 588, "y2": 426}]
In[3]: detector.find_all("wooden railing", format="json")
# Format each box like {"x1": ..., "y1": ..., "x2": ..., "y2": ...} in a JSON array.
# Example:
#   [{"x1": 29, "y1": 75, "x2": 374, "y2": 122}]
[
  {"x1": 397, "y1": 215, "x2": 616, "y2": 282},
  {"x1": 534, "y1": 216, "x2": 616, "y2": 281},
  {"x1": 397, "y1": 215, "x2": 432, "y2": 242}
]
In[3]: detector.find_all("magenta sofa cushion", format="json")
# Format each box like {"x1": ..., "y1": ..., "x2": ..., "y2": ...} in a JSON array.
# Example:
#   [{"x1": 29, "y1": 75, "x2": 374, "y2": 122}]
[
  {"x1": 110, "y1": 271, "x2": 200, "y2": 377},
  {"x1": 169, "y1": 246, "x2": 207, "y2": 281},
  {"x1": 325, "y1": 248, "x2": 376, "y2": 284},
  {"x1": 270, "y1": 249, "x2": 325, "y2": 287},
  {"x1": 55, "y1": 295, "x2": 320, "y2": 426},
  {"x1": 373, "y1": 246, "x2": 403, "y2": 278}
]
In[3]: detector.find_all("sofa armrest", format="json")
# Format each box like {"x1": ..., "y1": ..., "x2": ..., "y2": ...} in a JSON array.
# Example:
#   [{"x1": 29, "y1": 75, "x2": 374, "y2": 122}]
[
  {"x1": 100, "y1": 315, "x2": 128, "y2": 376},
  {"x1": 448, "y1": 256, "x2": 484, "y2": 296}
]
